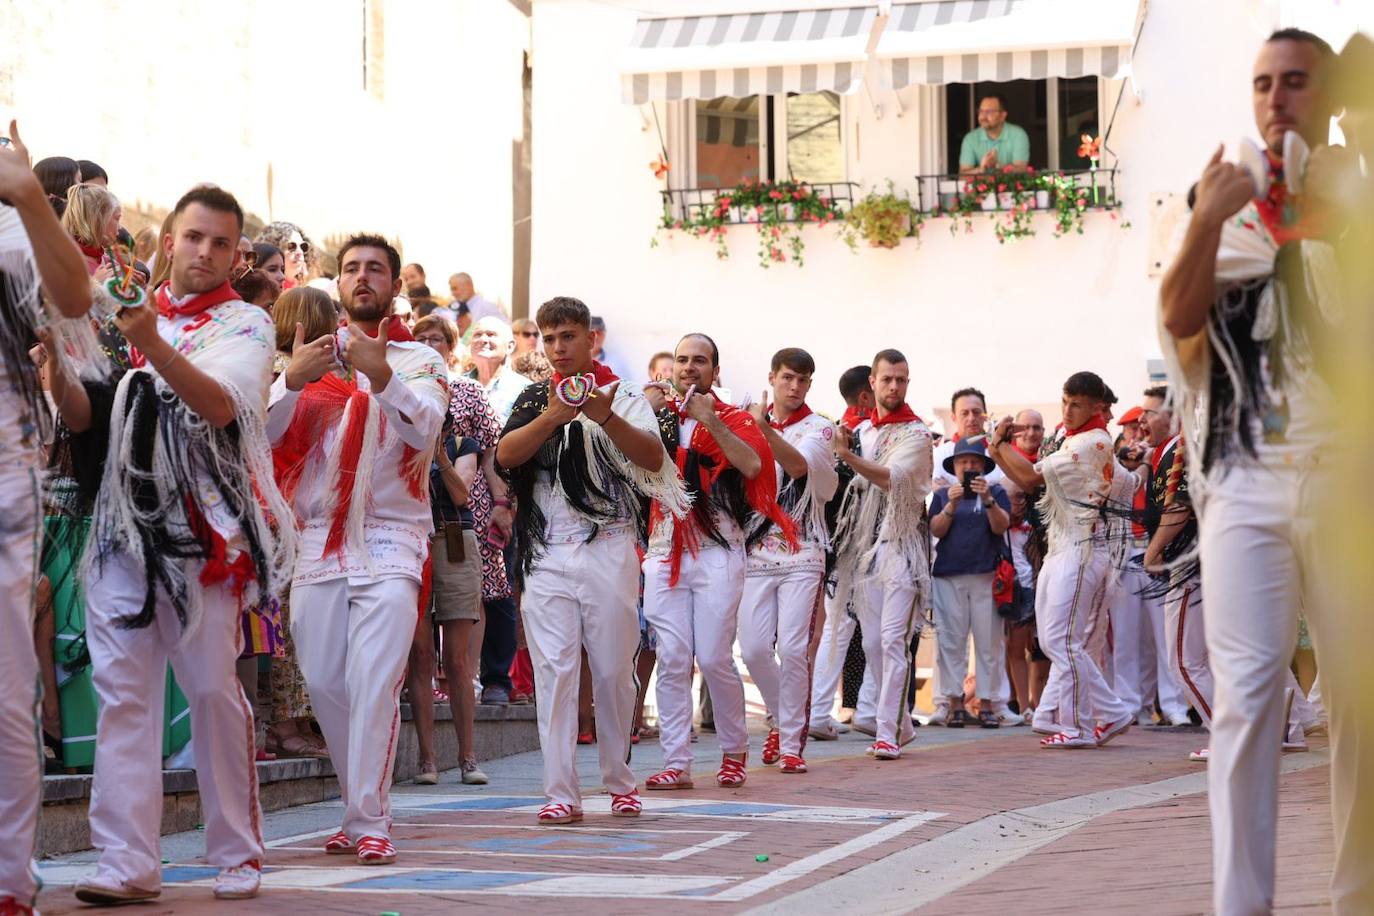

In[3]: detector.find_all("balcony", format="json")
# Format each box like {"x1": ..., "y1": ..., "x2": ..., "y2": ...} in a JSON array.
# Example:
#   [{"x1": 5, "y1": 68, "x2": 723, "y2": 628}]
[
  {"x1": 659, "y1": 181, "x2": 860, "y2": 227},
  {"x1": 913, "y1": 168, "x2": 1120, "y2": 217}
]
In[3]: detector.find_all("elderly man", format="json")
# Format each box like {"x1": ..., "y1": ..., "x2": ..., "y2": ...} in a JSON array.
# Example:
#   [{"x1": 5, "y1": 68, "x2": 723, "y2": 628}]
[
  {"x1": 468, "y1": 316, "x2": 531, "y2": 424},
  {"x1": 958, "y1": 93, "x2": 1030, "y2": 174},
  {"x1": 448, "y1": 272, "x2": 505, "y2": 324}
]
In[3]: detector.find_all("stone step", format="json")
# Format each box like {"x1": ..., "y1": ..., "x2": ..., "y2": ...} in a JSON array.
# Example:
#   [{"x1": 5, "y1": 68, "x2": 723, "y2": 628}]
[{"x1": 38, "y1": 702, "x2": 538, "y2": 857}]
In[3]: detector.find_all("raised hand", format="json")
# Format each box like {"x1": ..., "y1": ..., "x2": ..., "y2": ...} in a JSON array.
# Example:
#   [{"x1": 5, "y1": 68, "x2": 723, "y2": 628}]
[
  {"x1": 1194, "y1": 145, "x2": 1256, "y2": 228},
  {"x1": 581, "y1": 381, "x2": 621, "y2": 425},
  {"x1": 285, "y1": 323, "x2": 337, "y2": 391}
]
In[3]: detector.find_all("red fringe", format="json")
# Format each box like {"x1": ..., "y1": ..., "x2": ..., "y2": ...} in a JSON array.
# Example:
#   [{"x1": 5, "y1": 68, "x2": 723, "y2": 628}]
[
  {"x1": 416, "y1": 551, "x2": 433, "y2": 619},
  {"x1": 321, "y1": 390, "x2": 371, "y2": 558}
]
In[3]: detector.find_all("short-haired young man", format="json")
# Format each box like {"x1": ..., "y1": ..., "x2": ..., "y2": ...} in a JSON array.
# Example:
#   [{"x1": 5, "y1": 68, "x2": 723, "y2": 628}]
[
  {"x1": 1159, "y1": 30, "x2": 1369, "y2": 910},
  {"x1": 496, "y1": 296, "x2": 684, "y2": 823},
  {"x1": 77, "y1": 187, "x2": 296, "y2": 903},
  {"x1": 989, "y1": 371, "x2": 1133, "y2": 749},
  {"x1": 809, "y1": 365, "x2": 878, "y2": 740},
  {"x1": 738, "y1": 348, "x2": 839, "y2": 773},
  {"x1": 641, "y1": 333, "x2": 792, "y2": 789},
  {"x1": 268, "y1": 233, "x2": 449, "y2": 866},
  {"x1": 0, "y1": 124, "x2": 94, "y2": 916},
  {"x1": 831, "y1": 349, "x2": 933, "y2": 760}
]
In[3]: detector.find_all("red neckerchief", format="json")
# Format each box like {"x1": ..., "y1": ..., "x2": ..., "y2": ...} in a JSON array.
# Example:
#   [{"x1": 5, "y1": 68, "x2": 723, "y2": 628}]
[
  {"x1": 1064, "y1": 415, "x2": 1108, "y2": 437},
  {"x1": 1254, "y1": 149, "x2": 1328, "y2": 246},
  {"x1": 79, "y1": 242, "x2": 104, "y2": 262},
  {"x1": 870, "y1": 403, "x2": 921, "y2": 428},
  {"x1": 1011, "y1": 443, "x2": 1039, "y2": 463},
  {"x1": 767, "y1": 401, "x2": 812, "y2": 431},
  {"x1": 840, "y1": 405, "x2": 869, "y2": 429},
  {"x1": 551, "y1": 360, "x2": 618, "y2": 387},
  {"x1": 1150, "y1": 435, "x2": 1181, "y2": 473},
  {"x1": 654, "y1": 393, "x2": 797, "y2": 586},
  {"x1": 341, "y1": 316, "x2": 415, "y2": 343},
  {"x1": 155, "y1": 281, "x2": 239, "y2": 319}
]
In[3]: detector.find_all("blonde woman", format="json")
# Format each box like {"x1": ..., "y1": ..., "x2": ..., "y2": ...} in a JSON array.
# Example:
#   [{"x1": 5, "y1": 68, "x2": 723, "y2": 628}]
[{"x1": 60, "y1": 184, "x2": 121, "y2": 275}]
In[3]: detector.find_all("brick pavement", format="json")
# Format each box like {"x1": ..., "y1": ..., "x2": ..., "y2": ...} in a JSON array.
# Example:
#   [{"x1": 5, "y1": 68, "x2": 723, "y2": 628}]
[{"x1": 35, "y1": 726, "x2": 1336, "y2": 914}]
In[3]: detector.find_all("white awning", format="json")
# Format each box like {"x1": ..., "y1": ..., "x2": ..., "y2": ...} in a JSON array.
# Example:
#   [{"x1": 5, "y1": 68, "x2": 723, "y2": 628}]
[
  {"x1": 621, "y1": 6, "x2": 878, "y2": 104},
  {"x1": 877, "y1": 0, "x2": 1143, "y2": 88}
]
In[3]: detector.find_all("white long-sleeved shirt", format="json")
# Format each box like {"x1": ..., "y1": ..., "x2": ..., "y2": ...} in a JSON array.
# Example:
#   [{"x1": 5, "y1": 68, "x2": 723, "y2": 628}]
[{"x1": 267, "y1": 338, "x2": 448, "y2": 585}]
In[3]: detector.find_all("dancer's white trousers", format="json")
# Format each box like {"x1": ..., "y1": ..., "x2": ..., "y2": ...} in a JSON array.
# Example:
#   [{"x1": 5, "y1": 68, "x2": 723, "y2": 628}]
[
  {"x1": 523, "y1": 533, "x2": 639, "y2": 806},
  {"x1": 1164, "y1": 576, "x2": 1214, "y2": 727},
  {"x1": 85, "y1": 548, "x2": 262, "y2": 889},
  {"x1": 643, "y1": 547, "x2": 747, "y2": 773},
  {"x1": 292, "y1": 576, "x2": 417, "y2": 842},
  {"x1": 1110, "y1": 562, "x2": 1190, "y2": 720},
  {"x1": 739, "y1": 565, "x2": 823, "y2": 756},
  {"x1": 1035, "y1": 548, "x2": 1130, "y2": 739},
  {"x1": 0, "y1": 466, "x2": 42, "y2": 904},
  {"x1": 856, "y1": 569, "x2": 920, "y2": 747},
  {"x1": 808, "y1": 602, "x2": 877, "y2": 726}
]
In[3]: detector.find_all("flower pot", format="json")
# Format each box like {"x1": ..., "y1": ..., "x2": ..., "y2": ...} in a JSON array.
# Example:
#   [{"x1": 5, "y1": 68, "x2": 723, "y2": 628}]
[
  {"x1": 997, "y1": 192, "x2": 1015, "y2": 210},
  {"x1": 981, "y1": 195, "x2": 998, "y2": 211},
  {"x1": 729, "y1": 206, "x2": 742, "y2": 224},
  {"x1": 1035, "y1": 190, "x2": 1050, "y2": 209}
]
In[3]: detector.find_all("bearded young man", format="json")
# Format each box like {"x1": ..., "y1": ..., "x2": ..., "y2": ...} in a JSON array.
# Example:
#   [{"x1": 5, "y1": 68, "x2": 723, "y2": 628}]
[
  {"x1": 0, "y1": 121, "x2": 94, "y2": 916},
  {"x1": 76, "y1": 187, "x2": 295, "y2": 905},
  {"x1": 830, "y1": 350, "x2": 932, "y2": 760},
  {"x1": 496, "y1": 296, "x2": 683, "y2": 824},
  {"x1": 641, "y1": 333, "x2": 791, "y2": 790},
  {"x1": 989, "y1": 371, "x2": 1134, "y2": 751},
  {"x1": 1159, "y1": 30, "x2": 1369, "y2": 912},
  {"x1": 737, "y1": 348, "x2": 839, "y2": 774},
  {"x1": 268, "y1": 234, "x2": 448, "y2": 867}
]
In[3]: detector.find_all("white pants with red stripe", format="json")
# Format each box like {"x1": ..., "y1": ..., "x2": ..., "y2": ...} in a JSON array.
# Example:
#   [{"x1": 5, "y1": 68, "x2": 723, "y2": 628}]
[
  {"x1": 85, "y1": 547, "x2": 262, "y2": 890},
  {"x1": 292, "y1": 576, "x2": 418, "y2": 842},
  {"x1": 643, "y1": 547, "x2": 748, "y2": 774},
  {"x1": 523, "y1": 532, "x2": 640, "y2": 807},
  {"x1": 1110, "y1": 562, "x2": 1190, "y2": 721},
  {"x1": 739, "y1": 564, "x2": 823, "y2": 757},
  {"x1": 0, "y1": 465, "x2": 42, "y2": 905},
  {"x1": 1164, "y1": 575, "x2": 1214, "y2": 728},
  {"x1": 1035, "y1": 547, "x2": 1131, "y2": 739},
  {"x1": 808, "y1": 602, "x2": 878, "y2": 727},
  {"x1": 856, "y1": 567, "x2": 920, "y2": 747}
]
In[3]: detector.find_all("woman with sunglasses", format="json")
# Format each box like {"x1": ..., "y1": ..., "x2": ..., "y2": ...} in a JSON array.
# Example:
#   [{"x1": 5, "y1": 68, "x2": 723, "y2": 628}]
[
  {"x1": 254, "y1": 220, "x2": 316, "y2": 289},
  {"x1": 511, "y1": 317, "x2": 541, "y2": 357}
]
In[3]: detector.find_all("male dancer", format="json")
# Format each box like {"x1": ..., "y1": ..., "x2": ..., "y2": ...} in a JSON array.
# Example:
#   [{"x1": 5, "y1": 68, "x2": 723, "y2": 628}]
[
  {"x1": 1159, "y1": 32, "x2": 1368, "y2": 910},
  {"x1": 78, "y1": 187, "x2": 295, "y2": 903},
  {"x1": 831, "y1": 350, "x2": 932, "y2": 760},
  {"x1": 269, "y1": 235, "x2": 447, "y2": 866},
  {"x1": 0, "y1": 122, "x2": 94, "y2": 915},
  {"x1": 989, "y1": 371, "x2": 1133, "y2": 749},
  {"x1": 809, "y1": 366, "x2": 877, "y2": 739},
  {"x1": 739, "y1": 348, "x2": 838, "y2": 773},
  {"x1": 641, "y1": 333, "x2": 790, "y2": 789},
  {"x1": 496, "y1": 296, "x2": 684, "y2": 823}
]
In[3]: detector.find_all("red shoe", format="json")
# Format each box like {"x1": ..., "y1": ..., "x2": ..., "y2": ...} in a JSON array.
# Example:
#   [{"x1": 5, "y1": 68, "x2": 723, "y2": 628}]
[
  {"x1": 255, "y1": 748, "x2": 277, "y2": 762},
  {"x1": 869, "y1": 741, "x2": 900, "y2": 760},
  {"x1": 537, "y1": 802, "x2": 584, "y2": 824},
  {"x1": 779, "y1": 753, "x2": 807, "y2": 774},
  {"x1": 645, "y1": 768, "x2": 694, "y2": 790},
  {"x1": 717, "y1": 754, "x2": 747, "y2": 787},
  {"x1": 761, "y1": 729, "x2": 781, "y2": 765},
  {"x1": 1093, "y1": 715, "x2": 1133, "y2": 746},
  {"x1": 356, "y1": 836, "x2": 396, "y2": 865},
  {"x1": 0, "y1": 897, "x2": 36, "y2": 915},
  {"x1": 611, "y1": 791, "x2": 642, "y2": 817},
  {"x1": 324, "y1": 830, "x2": 354, "y2": 855},
  {"x1": 577, "y1": 731, "x2": 596, "y2": 745}
]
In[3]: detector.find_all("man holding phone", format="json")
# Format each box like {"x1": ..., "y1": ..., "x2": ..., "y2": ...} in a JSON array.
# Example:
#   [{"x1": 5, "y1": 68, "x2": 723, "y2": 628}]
[
  {"x1": 929, "y1": 440, "x2": 1011, "y2": 728},
  {"x1": 268, "y1": 234, "x2": 448, "y2": 866}
]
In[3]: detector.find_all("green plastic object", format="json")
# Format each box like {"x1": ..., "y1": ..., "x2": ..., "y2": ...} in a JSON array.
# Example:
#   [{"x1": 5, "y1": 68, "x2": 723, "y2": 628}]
[{"x1": 755, "y1": 854, "x2": 770, "y2": 863}]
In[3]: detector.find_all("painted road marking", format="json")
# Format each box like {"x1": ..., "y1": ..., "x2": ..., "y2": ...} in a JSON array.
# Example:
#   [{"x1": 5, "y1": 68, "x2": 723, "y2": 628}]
[{"x1": 271, "y1": 825, "x2": 748, "y2": 861}]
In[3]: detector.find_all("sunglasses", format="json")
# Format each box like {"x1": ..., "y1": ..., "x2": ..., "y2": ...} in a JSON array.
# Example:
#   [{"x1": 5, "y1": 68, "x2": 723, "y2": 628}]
[
  {"x1": 285, "y1": 240, "x2": 311, "y2": 254},
  {"x1": 518, "y1": 330, "x2": 540, "y2": 339}
]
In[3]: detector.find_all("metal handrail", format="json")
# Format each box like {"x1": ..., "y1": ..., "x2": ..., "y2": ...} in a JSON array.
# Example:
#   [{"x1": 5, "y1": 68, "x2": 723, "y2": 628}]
[{"x1": 660, "y1": 181, "x2": 860, "y2": 225}]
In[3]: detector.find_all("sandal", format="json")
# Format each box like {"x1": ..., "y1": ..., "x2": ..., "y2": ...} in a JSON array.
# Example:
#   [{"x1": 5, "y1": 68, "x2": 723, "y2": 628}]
[
  {"x1": 948, "y1": 709, "x2": 968, "y2": 729},
  {"x1": 355, "y1": 836, "x2": 396, "y2": 865},
  {"x1": 717, "y1": 755, "x2": 747, "y2": 788},
  {"x1": 1093, "y1": 715, "x2": 1133, "y2": 746},
  {"x1": 979, "y1": 709, "x2": 1000, "y2": 729},
  {"x1": 779, "y1": 753, "x2": 807, "y2": 774},
  {"x1": 645, "y1": 768, "x2": 694, "y2": 790},
  {"x1": 610, "y1": 791, "x2": 642, "y2": 817},
  {"x1": 323, "y1": 830, "x2": 354, "y2": 855},
  {"x1": 1040, "y1": 731, "x2": 1096, "y2": 749},
  {"x1": 870, "y1": 741, "x2": 901, "y2": 760},
  {"x1": 537, "y1": 802, "x2": 584, "y2": 824},
  {"x1": 761, "y1": 729, "x2": 781, "y2": 765},
  {"x1": 274, "y1": 734, "x2": 330, "y2": 759}
]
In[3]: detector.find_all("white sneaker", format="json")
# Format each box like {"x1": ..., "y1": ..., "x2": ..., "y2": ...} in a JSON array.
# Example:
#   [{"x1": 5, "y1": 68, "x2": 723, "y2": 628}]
[
  {"x1": 850, "y1": 717, "x2": 877, "y2": 737},
  {"x1": 1189, "y1": 748, "x2": 1210, "y2": 762},
  {"x1": 809, "y1": 720, "x2": 841, "y2": 741},
  {"x1": 994, "y1": 708, "x2": 1025, "y2": 727},
  {"x1": 1135, "y1": 708, "x2": 1156, "y2": 726},
  {"x1": 461, "y1": 758, "x2": 490, "y2": 785},
  {"x1": 74, "y1": 873, "x2": 160, "y2": 905},
  {"x1": 1166, "y1": 713, "x2": 1193, "y2": 727},
  {"x1": 213, "y1": 860, "x2": 261, "y2": 900},
  {"x1": 926, "y1": 707, "x2": 948, "y2": 727}
]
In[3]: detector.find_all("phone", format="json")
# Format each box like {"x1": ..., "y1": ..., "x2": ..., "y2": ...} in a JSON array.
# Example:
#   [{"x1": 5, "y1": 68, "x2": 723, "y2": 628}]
[{"x1": 962, "y1": 470, "x2": 977, "y2": 491}]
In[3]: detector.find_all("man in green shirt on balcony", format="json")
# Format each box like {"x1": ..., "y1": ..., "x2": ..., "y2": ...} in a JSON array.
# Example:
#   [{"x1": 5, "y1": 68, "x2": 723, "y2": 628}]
[{"x1": 958, "y1": 93, "x2": 1031, "y2": 173}]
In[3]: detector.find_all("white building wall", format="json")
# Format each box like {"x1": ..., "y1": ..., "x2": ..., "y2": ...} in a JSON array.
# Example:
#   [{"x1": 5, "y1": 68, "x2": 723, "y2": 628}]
[
  {"x1": 530, "y1": 0, "x2": 1350, "y2": 422},
  {"x1": 2, "y1": 0, "x2": 527, "y2": 310}
]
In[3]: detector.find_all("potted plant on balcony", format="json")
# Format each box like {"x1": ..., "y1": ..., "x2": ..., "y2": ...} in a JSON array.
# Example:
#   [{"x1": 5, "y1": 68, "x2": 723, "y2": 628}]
[
  {"x1": 951, "y1": 175, "x2": 993, "y2": 235},
  {"x1": 1049, "y1": 173, "x2": 1089, "y2": 237},
  {"x1": 840, "y1": 181, "x2": 919, "y2": 251}
]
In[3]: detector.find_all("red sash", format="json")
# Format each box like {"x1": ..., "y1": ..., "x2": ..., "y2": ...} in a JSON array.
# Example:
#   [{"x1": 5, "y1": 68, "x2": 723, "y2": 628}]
[{"x1": 767, "y1": 401, "x2": 812, "y2": 431}]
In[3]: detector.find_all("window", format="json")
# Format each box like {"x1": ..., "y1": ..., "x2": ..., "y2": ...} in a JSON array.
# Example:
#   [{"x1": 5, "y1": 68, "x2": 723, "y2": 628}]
[
  {"x1": 689, "y1": 91, "x2": 844, "y2": 189},
  {"x1": 944, "y1": 77, "x2": 1099, "y2": 172}
]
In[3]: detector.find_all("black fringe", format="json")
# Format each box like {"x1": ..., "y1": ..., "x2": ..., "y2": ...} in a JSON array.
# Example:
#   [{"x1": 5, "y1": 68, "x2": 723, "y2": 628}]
[
  {"x1": 656, "y1": 407, "x2": 752, "y2": 554},
  {"x1": 0, "y1": 258, "x2": 50, "y2": 448}
]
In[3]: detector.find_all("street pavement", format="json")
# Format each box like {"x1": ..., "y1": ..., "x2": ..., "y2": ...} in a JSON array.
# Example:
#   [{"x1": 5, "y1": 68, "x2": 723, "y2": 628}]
[{"x1": 36, "y1": 719, "x2": 1335, "y2": 914}]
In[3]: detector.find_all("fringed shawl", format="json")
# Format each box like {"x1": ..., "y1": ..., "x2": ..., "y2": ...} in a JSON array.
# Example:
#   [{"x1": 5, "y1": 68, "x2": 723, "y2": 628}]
[{"x1": 745, "y1": 411, "x2": 839, "y2": 560}]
